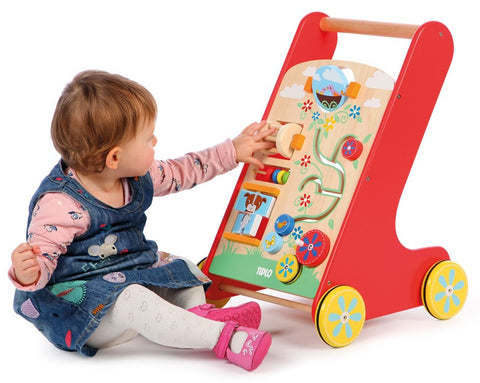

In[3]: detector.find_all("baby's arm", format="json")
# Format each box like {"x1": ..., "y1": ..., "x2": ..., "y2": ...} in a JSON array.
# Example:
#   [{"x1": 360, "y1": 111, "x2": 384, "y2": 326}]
[
  {"x1": 9, "y1": 193, "x2": 89, "y2": 291},
  {"x1": 150, "y1": 121, "x2": 274, "y2": 196},
  {"x1": 150, "y1": 138, "x2": 238, "y2": 196}
]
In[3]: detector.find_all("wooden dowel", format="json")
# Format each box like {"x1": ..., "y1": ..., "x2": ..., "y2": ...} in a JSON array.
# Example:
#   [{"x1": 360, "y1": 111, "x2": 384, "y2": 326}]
[
  {"x1": 320, "y1": 17, "x2": 419, "y2": 39},
  {"x1": 267, "y1": 123, "x2": 282, "y2": 130},
  {"x1": 219, "y1": 283, "x2": 312, "y2": 313}
]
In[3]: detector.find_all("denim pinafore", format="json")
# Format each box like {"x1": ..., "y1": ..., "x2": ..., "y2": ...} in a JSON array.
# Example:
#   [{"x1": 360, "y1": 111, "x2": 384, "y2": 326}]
[{"x1": 13, "y1": 162, "x2": 209, "y2": 356}]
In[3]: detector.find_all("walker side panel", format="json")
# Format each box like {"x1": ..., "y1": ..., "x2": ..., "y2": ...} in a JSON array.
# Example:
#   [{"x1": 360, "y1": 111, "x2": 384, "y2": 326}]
[{"x1": 314, "y1": 21, "x2": 454, "y2": 319}]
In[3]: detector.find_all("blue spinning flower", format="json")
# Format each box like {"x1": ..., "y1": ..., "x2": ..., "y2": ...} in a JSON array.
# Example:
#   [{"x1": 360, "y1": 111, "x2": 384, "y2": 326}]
[
  {"x1": 278, "y1": 257, "x2": 294, "y2": 279},
  {"x1": 298, "y1": 232, "x2": 322, "y2": 261},
  {"x1": 328, "y1": 296, "x2": 363, "y2": 338},
  {"x1": 435, "y1": 268, "x2": 465, "y2": 314}
]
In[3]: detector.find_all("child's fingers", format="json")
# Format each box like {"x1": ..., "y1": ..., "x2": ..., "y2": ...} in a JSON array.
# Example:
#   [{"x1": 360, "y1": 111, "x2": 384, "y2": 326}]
[
  {"x1": 243, "y1": 121, "x2": 267, "y2": 135},
  {"x1": 13, "y1": 242, "x2": 33, "y2": 253},
  {"x1": 19, "y1": 264, "x2": 41, "y2": 283},
  {"x1": 253, "y1": 126, "x2": 276, "y2": 141},
  {"x1": 20, "y1": 257, "x2": 40, "y2": 271},
  {"x1": 12, "y1": 245, "x2": 38, "y2": 263},
  {"x1": 244, "y1": 156, "x2": 265, "y2": 169}
]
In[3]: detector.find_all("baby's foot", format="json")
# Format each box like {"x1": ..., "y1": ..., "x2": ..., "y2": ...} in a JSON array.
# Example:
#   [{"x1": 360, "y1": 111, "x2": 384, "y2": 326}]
[{"x1": 189, "y1": 302, "x2": 261, "y2": 329}]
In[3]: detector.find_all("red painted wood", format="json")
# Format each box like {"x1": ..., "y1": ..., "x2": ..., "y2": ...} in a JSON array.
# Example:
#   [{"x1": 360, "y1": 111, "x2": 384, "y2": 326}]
[
  {"x1": 204, "y1": 13, "x2": 453, "y2": 324},
  {"x1": 313, "y1": 21, "x2": 453, "y2": 321}
]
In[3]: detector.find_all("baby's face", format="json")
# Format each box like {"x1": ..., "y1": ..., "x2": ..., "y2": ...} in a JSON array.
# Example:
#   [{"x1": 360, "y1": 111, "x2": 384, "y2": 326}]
[{"x1": 117, "y1": 119, "x2": 157, "y2": 177}]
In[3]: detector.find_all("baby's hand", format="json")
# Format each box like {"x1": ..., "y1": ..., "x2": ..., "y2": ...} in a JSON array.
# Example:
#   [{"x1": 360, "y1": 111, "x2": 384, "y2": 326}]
[
  {"x1": 11, "y1": 243, "x2": 41, "y2": 286},
  {"x1": 232, "y1": 121, "x2": 275, "y2": 169}
]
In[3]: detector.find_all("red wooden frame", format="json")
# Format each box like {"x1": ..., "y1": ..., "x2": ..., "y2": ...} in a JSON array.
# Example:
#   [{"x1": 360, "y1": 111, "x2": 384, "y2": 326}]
[{"x1": 203, "y1": 12, "x2": 453, "y2": 322}]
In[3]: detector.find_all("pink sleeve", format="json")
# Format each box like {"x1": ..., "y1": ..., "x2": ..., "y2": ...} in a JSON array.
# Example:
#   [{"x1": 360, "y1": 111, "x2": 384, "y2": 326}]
[
  {"x1": 149, "y1": 139, "x2": 238, "y2": 196},
  {"x1": 9, "y1": 192, "x2": 90, "y2": 291}
]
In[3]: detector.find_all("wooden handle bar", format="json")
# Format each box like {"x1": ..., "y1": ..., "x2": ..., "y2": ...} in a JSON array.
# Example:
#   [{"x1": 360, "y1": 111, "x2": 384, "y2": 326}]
[
  {"x1": 219, "y1": 283, "x2": 312, "y2": 312},
  {"x1": 320, "y1": 17, "x2": 419, "y2": 39}
]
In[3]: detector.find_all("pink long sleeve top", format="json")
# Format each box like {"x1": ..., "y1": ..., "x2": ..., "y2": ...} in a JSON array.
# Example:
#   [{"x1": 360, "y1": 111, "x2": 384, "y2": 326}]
[{"x1": 9, "y1": 140, "x2": 237, "y2": 291}]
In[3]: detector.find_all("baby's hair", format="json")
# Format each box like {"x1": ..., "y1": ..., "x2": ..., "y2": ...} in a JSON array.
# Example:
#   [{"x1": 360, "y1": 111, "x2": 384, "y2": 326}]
[{"x1": 51, "y1": 70, "x2": 157, "y2": 173}]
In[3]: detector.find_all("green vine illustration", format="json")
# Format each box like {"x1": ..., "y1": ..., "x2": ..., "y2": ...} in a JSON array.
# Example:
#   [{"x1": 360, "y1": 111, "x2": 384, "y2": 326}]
[
  {"x1": 291, "y1": 99, "x2": 365, "y2": 229},
  {"x1": 297, "y1": 100, "x2": 362, "y2": 139}
]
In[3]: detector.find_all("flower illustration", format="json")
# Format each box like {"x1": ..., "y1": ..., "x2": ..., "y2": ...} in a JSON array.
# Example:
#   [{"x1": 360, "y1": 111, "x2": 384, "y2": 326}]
[
  {"x1": 312, "y1": 111, "x2": 320, "y2": 121},
  {"x1": 323, "y1": 116, "x2": 336, "y2": 131},
  {"x1": 300, "y1": 194, "x2": 311, "y2": 207},
  {"x1": 300, "y1": 155, "x2": 311, "y2": 167},
  {"x1": 297, "y1": 231, "x2": 322, "y2": 261},
  {"x1": 278, "y1": 257, "x2": 295, "y2": 279},
  {"x1": 328, "y1": 296, "x2": 363, "y2": 338},
  {"x1": 435, "y1": 268, "x2": 465, "y2": 313},
  {"x1": 349, "y1": 105, "x2": 361, "y2": 119},
  {"x1": 302, "y1": 99, "x2": 313, "y2": 112},
  {"x1": 292, "y1": 226, "x2": 303, "y2": 240},
  {"x1": 342, "y1": 140, "x2": 357, "y2": 157}
]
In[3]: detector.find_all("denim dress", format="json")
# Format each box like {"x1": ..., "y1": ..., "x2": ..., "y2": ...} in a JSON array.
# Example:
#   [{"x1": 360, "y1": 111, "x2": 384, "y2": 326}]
[{"x1": 13, "y1": 162, "x2": 210, "y2": 356}]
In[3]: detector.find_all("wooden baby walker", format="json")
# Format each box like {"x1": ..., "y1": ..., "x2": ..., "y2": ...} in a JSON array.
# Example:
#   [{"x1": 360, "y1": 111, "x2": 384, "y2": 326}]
[{"x1": 200, "y1": 12, "x2": 468, "y2": 347}]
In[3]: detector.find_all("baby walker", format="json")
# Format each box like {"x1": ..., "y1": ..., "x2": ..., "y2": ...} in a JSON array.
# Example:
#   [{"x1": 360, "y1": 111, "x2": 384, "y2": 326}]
[{"x1": 200, "y1": 12, "x2": 467, "y2": 347}]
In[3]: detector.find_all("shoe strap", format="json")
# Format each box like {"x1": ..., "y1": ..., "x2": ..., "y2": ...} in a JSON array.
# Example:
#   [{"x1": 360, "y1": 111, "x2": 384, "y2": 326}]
[{"x1": 213, "y1": 321, "x2": 237, "y2": 359}]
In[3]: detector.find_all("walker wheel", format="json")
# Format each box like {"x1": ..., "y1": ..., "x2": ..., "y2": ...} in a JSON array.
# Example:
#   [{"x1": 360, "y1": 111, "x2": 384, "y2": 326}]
[
  {"x1": 422, "y1": 260, "x2": 468, "y2": 320},
  {"x1": 315, "y1": 285, "x2": 366, "y2": 347}
]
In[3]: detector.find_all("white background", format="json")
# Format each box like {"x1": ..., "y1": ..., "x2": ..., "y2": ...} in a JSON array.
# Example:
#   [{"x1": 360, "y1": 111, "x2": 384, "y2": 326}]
[{"x1": 1, "y1": 0, "x2": 477, "y2": 381}]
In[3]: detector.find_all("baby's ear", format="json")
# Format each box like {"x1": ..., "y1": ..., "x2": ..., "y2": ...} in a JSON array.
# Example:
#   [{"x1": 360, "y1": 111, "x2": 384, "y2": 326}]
[
  {"x1": 88, "y1": 245, "x2": 101, "y2": 256},
  {"x1": 105, "y1": 235, "x2": 117, "y2": 244},
  {"x1": 105, "y1": 147, "x2": 121, "y2": 170}
]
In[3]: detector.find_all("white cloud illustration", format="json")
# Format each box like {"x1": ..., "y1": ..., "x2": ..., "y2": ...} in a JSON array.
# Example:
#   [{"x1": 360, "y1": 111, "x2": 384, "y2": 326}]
[
  {"x1": 280, "y1": 83, "x2": 305, "y2": 99},
  {"x1": 322, "y1": 67, "x2": 344, "y2": 83},
  {"x1": 366, "y1": 71, "x2": 395, "y2": 90},
  {"x1": 303, "y1": 66, "x2": 316, "y2": 77},
  {"x1": 364, "y1": 97, "x2": 381, "y2": 108}
]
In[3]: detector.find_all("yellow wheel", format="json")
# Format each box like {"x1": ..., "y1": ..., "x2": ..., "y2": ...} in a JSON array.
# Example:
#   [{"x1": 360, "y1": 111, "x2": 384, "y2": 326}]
[
  {"x1": 196, "y1": 257, "x2": 208, "y2": 271},
  {"x1": 422, "y1": 261, "x2": 468, "y2": 320},
  {"x1": 315, "y1": 286, "x2": 366, "y2": 347},
  {"x1": 196, "y1": 257, "x2": 230, "y2": 308},
  {"x1": 275, "y1": 254, "x2": 302, "y2": 284}
]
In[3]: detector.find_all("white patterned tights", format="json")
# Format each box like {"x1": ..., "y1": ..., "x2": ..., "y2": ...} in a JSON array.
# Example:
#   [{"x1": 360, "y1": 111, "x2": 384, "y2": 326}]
[{"x1": 86, "y1": 284, "x2": 226, "y2": 350}]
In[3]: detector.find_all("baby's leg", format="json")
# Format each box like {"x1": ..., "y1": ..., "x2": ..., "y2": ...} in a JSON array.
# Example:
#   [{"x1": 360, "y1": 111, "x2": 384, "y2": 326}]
[
  {"x1": 87, "y1": 284, "x2": 272, "y2": 370},
  {"x1": 148, "y1": 285, "x2": 206, "y2": 310},
  {"x1": 87, "y1": 284, "x2": 223, "y2": 350}
]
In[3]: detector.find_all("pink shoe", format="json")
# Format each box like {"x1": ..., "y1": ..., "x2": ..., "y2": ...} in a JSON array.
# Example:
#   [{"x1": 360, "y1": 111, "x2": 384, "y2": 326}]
[
  {"x1": 213, "y1": 321, "x2": 271, "y2": 371},
  {"x1": 188, "y1": 302, "x2": 261, "y2": 329}
]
